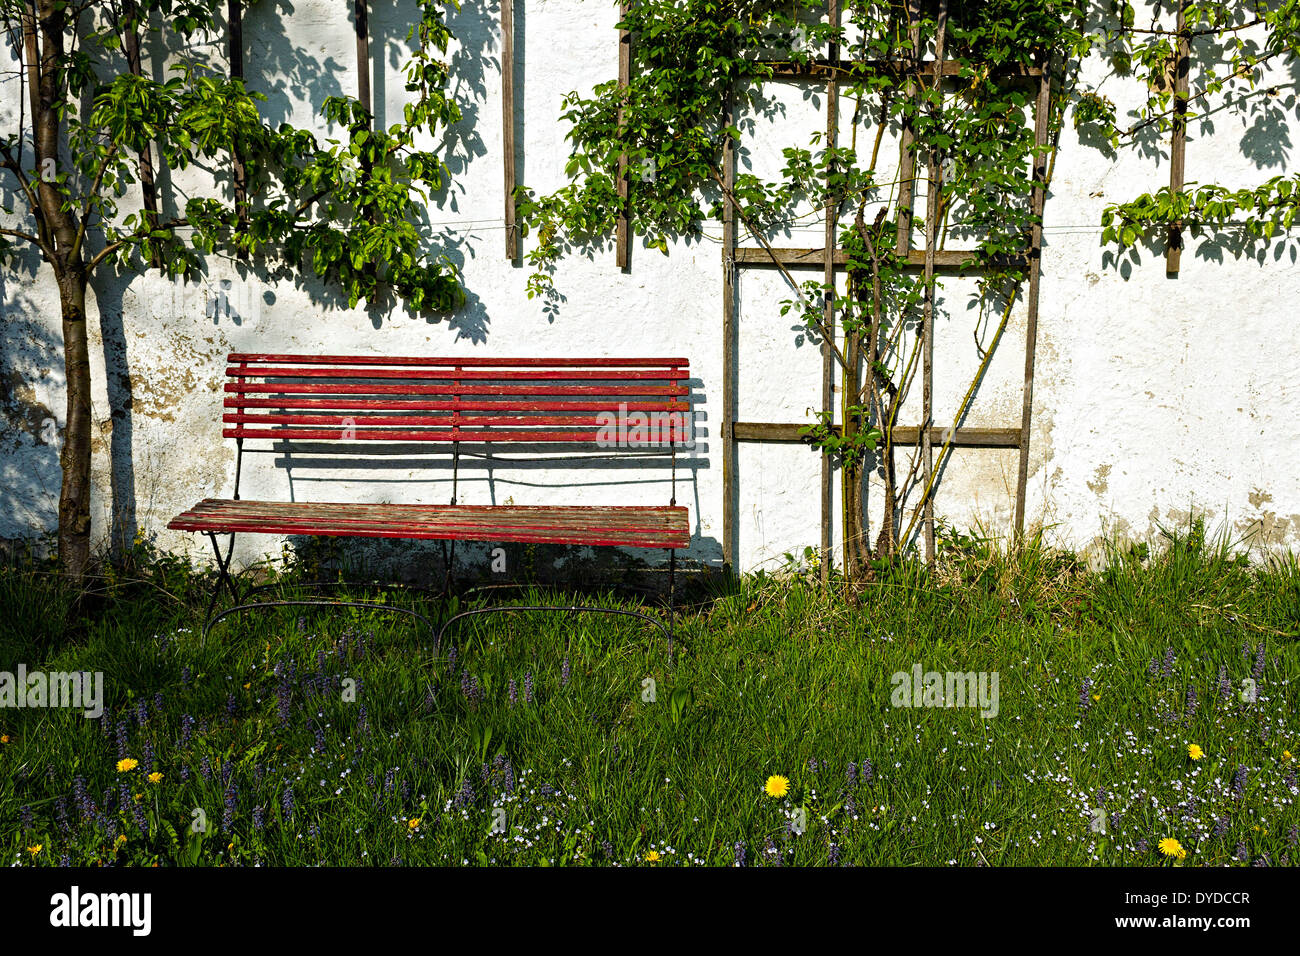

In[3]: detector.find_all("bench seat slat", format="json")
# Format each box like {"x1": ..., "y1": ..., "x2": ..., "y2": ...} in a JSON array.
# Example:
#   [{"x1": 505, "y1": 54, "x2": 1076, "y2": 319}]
[{"x1": 169, "y1": 500, "x2": 690, "y2": 549}]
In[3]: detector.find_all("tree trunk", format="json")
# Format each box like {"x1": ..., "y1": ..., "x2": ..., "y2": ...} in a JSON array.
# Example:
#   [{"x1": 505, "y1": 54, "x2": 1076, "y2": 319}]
[
  {"x1": 845, "y1": 458, "x2": 865, "y2": 577},
  {"x1": 57, "y1": 266, "x2": 93, "y2": 585},
  {"x1": 30, "y1": 0, "x2": 94, "y2": 586},
  {"x1": 842, "y1": 326, "x2": 866, "y2": 580},
  {"x1": 874, "y1": 442, "x2": 897, "y2": 557}
]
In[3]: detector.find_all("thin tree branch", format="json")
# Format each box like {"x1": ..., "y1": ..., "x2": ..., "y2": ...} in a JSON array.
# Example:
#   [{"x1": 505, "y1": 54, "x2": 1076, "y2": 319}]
[
  {"x1": 70, "y1": 144, "x2": 119, "y2": 262},
  {"x1": 84, "y1": 212, "x2": 210, "y2": 272},
  {"x1": 1117, "y1": 18, "x2": 1264, "y2": 37},
  {"x1": 0, "y1": 147, "x2": 56, "y2": 259},
  {"x1": 0, "y1": 226, "x2": 42, "y2": 244},
  {"x1": 1121, "y1": 48, "x2": 1288, "y2": 139}
]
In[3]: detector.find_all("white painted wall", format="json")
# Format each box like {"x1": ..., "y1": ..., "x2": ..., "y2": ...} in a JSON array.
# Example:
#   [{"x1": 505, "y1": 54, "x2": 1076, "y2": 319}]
[{"x1": 2, "y1": 2, "x2": 1298, "y2": 574}]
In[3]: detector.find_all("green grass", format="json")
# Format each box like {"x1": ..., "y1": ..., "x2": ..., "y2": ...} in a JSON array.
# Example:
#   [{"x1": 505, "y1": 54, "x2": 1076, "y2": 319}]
[{"x1": 2, "y1": 518, "x2": 1299, "y2": 866}]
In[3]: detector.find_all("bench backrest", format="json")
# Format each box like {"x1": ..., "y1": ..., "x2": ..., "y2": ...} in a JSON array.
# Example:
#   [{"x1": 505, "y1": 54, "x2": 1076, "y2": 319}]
[{"x1": 222, "y1": 353, "x2": 692, "y2": 446}]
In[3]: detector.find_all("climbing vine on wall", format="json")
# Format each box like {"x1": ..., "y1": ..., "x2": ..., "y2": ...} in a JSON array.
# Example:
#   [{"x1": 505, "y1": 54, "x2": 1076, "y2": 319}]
[
  {"x1": 519, "y1": 0, "x2": 1300, "y2": 578},
  {"x1": 518, "y1": 0, "x2": 1084, "y2": 576},
  {"x1": 1082, "y1": 1, "x2": 1300, "y2": 255}
]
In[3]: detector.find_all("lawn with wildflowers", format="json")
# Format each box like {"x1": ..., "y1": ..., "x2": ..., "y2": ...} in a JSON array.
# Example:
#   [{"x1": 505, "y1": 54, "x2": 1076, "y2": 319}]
[{"x1": 2, "y1": 521, "x2": 1298, "y2": 866}]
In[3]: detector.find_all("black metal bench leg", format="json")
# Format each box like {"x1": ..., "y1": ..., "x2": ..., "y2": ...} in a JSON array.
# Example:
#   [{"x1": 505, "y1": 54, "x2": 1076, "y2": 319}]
[
  {"x1": 443, "y1": 538, "x2": 456, "y2": 597},
  {"x1": 204, "y1": 532, "x2": 240, "y2": 627}
]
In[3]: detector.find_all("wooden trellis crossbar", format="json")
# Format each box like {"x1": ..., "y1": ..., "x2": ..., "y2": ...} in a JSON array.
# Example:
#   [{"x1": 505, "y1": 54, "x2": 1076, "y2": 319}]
[
  {"x1": 731, "y1": 247, "x2": 1027, "y2": 269},
  {"x1": 720, "y1": 6, "x2": 1054, "y2": 570},
  {"x1": 732, "y1": 423, "x2": 1021, "y2": 447},
  {"x1": 767, "y1": 60, "x2": 1044, "y2": 79}
]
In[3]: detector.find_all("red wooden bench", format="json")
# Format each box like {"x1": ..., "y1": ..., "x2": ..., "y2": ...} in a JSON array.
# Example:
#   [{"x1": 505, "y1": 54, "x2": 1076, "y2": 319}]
[{"x1": 168, "y1": 353, "x2": 691, "y2": 642}]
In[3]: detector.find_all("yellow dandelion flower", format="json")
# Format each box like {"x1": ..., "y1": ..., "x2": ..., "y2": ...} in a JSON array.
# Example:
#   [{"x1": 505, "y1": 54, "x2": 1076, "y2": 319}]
[
  {"x1": 116, "y1": 758, "x2": 138, "y2": 772},
  {"x1": 243, "y1": 682, "x2": 250, "y2": 690},
  {"x1": 1, "y1": 734, "x2": 10, "y2": 744},
  {"x1": 1157, "y1": 837, "x2": 1186, "y2": 860},
  {"x1": 27, "y1": 844, "x2": 41, "y2": 856},
  {"x1": 644, "y1": 850, "x2": 661, "y2": 863},
  {"x1": 408, "y1": 818, "x2": 421, "y2": 830},
  {"x1": 1283, "y1": 750, "x2": 1293, "y2": 762},
  {"x1": 763, "y1": 775, "x2": 790, "y2": 798},
  {"x1": 1092, "y1": 694, "x2": 1101, "y2": 702},
  {"x1": 115, "y1": 834, "x2": 127, "y2": 845},
  {"x1": 148, "y1": 772, "x2": 163, "y2": 784},
  {"x1": 1187, "y1": 744, "x2": 1204, "y2": 761}
]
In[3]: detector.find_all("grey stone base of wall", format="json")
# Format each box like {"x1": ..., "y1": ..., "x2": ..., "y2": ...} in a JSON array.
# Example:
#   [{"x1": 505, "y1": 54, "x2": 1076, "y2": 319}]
[{"x1": 283, "y1": 536, "x2": 701, "y2": 599}]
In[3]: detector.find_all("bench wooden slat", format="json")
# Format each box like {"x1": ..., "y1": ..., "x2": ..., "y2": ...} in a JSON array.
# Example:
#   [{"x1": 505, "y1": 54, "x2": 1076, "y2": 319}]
[
  {"x1": 224, "y1": 382, "x2": 688, "y2": 396},
  {"x1": 226, "y1": 366, "x2": 686, "y2": 381},
  {"x1": 178, "y1": 500, "x2": 685, "y2": 518},
  {"x1": 224, "y1": 413, "x2": 646, "y2": 427},
  {"x1": 228, "y1": 354, "x2": 689, "y2": 367},
  {"x1": 225, "y1": 398, "x2": 689, "y2": 412},
  {"x1": 221, "y1": 428, "x2": 688, "y2": 443},
  {"x1": 169, "y1": 500, "x2": 690, "y2": 549}
]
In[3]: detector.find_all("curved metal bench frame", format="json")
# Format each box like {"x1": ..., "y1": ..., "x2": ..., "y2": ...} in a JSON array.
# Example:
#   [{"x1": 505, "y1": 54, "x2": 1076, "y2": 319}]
[
  {"x1": 203, "y1": 598, "x2": 439, "y2": 644},
  {"x1": 201, "y1": 543, "x2": 676, "y2": 658}
]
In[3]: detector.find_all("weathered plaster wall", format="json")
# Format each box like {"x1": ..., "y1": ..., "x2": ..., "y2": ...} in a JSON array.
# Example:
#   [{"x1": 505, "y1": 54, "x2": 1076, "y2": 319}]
[{"x1": 2, "y1": 1, "x2": 1298, "y2": 574}]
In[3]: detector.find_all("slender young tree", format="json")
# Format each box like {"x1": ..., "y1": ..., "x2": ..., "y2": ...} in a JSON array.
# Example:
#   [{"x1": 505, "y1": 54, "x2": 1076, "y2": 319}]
[{"x1": 0, "y1": 0, "x2": 466, "y2": 585}]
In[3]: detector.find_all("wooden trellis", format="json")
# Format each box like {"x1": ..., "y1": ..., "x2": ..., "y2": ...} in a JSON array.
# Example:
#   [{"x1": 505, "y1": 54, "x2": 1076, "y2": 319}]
[
  {"x1": 352, "y1": 0, "x2": 1052, "y2": 573},
  {"x1": 713, "y1": 3, "x2": 1054, "y2": 572}
]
